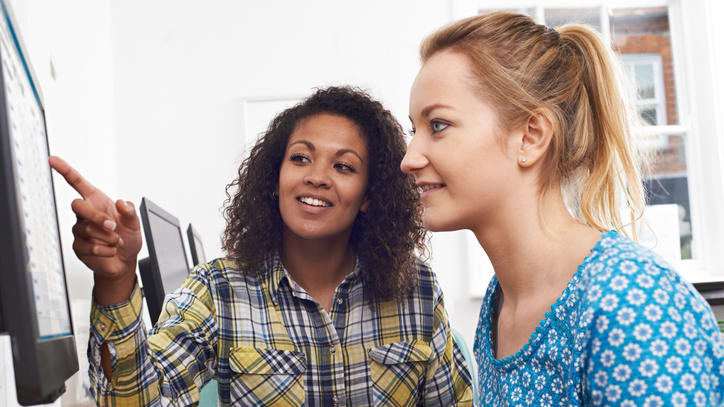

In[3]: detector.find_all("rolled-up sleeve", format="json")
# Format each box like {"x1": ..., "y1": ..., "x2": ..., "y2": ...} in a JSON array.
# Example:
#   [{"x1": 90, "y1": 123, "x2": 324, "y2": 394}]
[{"x1": 88, "y1": 264, "x2": 218, "y2": 406}]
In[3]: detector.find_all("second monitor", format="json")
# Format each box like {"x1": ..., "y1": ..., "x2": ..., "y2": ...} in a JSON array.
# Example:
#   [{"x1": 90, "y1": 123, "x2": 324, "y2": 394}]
[
  {"x1": 186, "y1": 223, "x2": 207, "y2": 266},
  {"x1": 138, "y1": 197, "x2": 190, "y2": 326}
]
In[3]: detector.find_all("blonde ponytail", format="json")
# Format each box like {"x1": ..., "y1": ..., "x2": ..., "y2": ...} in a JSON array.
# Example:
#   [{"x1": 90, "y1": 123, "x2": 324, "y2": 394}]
[{"x1": 421, "y1": 12, "x2": 646, "y2": 237}]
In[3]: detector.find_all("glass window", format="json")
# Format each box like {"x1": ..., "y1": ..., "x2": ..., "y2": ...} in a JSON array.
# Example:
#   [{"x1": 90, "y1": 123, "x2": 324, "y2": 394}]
[
  {"x1": 611, "y1": 6, "x2": 678, "y2": 125},
  {"x1": 544, "y1": 7, "x2": 601, "y2": 31},
  {"x1": 475, "y1": 4, "x2": 692, "y2": 262},
  {"x1": 611, "y1": 7, "x2": 690, "y2": 259},
  {"x1": 479, "y1": 7, "x2": 536, "y2": 18},
  {"x1": 621, "y1": 54, "x2": 667, "y2": 125},
  {"x1": 467, "y1": 1, "x2": 724, "y2": 285},
  {"x1": 640, "y1": 132, "x2": 692, "y2": 259}
]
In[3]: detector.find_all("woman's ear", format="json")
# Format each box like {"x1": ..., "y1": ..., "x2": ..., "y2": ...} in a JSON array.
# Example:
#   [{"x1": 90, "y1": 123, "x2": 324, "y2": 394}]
[
  {"x1": 360, "y1": 197, "x2": 370, "y2": 213},
  {"x1": 518, "y1": 109, "x2": 554, "y2": 167}
]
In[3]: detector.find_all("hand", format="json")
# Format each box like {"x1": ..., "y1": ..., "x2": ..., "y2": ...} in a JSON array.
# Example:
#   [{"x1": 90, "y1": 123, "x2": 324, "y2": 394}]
[{"x1": 49, "y1": 156, "x2": 142, "y2": 304}]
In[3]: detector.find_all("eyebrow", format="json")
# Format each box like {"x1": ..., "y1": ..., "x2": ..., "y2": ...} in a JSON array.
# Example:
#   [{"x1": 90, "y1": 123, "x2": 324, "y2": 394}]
[
  {"x1": 417, "y1": 103, "x2": 455, "y2": 119},
  {"x1": 288, "y1": 140, "x2": 365, "y2": 163}
]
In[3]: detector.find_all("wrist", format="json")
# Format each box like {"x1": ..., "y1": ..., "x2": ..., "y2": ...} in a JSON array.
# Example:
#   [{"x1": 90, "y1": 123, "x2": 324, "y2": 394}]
[{"x1": 93, "y1": 270, "x2": 137, "y2": 306}]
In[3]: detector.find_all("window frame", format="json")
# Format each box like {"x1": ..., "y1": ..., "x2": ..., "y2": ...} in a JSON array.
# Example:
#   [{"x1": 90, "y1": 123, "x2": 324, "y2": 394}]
[
  {"x1": 620, "y1": 53, "x2": 667, "y2": 125},
  {"x1": 463, "y1": 0, "x2": 724, "y2": 287}
]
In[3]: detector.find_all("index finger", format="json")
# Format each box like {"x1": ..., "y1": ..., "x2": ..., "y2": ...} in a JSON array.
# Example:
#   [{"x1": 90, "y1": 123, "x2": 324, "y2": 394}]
[{"x1": 49, "y1": 156, "x2": 98, "y2": 198}]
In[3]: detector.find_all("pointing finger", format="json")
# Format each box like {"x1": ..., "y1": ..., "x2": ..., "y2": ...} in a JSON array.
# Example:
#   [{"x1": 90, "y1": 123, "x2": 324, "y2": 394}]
[{"x1": 49, "y1": 156, "x2": 98, "y2": 199}]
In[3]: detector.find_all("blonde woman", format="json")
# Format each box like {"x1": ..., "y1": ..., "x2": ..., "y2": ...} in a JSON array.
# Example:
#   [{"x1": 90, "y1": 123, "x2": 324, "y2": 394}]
[{"x1": 402, "y1": 11, "x2": 724, "y2": 406}]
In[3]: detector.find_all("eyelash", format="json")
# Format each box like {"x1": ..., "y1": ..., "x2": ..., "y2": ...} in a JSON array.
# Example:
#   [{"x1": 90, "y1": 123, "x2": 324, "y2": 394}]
[
  {"x1": 335, "y1": 163, "x2": 355, "y2": 173},
  {"x1": 407, "y1": 119, "x2": 449, "y2": 136},
  {"x1": 290, "y1": 153, "x2": 310, "y2": 163},
  {"x1": 431, "y1": 120, "x2": 449, "y2": 133},
  {"x1": 290, "y1": 154, "x2": 356, "y2": 173}
]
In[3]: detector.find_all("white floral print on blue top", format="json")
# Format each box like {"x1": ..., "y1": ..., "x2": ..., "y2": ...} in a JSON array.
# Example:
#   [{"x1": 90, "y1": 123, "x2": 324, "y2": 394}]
[{"x1": 473, "y1": 230, "x2": 724, "y2": 406}]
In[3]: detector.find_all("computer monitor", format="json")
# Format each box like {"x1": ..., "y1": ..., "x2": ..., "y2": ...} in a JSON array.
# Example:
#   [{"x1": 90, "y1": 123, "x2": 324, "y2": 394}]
[
  {"x1": 0, "y1": 0, "x2": 78, "y2": 404},
  {"x1": 186, "y1": 223, "x2": 207, "y2": 266},
  {"x1": 138, "y1": 197, "x2": 190, "y2": 326}
]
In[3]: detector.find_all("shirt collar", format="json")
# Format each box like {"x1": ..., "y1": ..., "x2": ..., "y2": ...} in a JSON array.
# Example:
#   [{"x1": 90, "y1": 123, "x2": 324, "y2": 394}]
[
  {"x1": 265, "y1": 253, "x2": 363, "y2": 306},
  {"x1": 266, "y1": 255, "x2": 286, "y2": 306}
]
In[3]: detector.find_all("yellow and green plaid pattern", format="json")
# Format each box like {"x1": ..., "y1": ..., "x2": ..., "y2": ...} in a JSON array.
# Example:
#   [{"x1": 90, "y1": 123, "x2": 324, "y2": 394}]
[{"x1": 88, "y1": 257, "x2": 473, "y2": 406}]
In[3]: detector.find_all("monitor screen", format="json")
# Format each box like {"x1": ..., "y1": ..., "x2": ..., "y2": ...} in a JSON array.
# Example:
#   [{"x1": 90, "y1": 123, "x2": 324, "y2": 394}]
[
  {"x1": 0, "y1": 0, "x2": 71, "y2": 341},
  {"x1": 146, "y1": 208, "x2": 189, "y2": 294},
  {"x1": 0, "y1": 0, "x2": 77, "y2": 404}
]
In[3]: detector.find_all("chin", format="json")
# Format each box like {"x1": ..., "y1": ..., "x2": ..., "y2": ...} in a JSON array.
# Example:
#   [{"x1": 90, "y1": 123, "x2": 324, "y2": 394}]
[
  {"x1": 286, "y1": 224, "x2": 342, "y2": 241},
  {"x1": 422, "y1": 215, "x2": 459, "y2": 232},
  {"x1": 422, "y1": 204, "x2": 473, "y2": 232}
]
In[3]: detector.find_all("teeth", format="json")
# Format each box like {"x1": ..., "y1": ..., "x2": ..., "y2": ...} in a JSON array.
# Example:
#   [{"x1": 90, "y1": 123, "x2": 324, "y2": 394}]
[
  {"x1": 420, "y1": 184, "x2": 443, "y2": 192},
  {"x1": 299, "y1": 197, "x2": 331, "y2": 207}
]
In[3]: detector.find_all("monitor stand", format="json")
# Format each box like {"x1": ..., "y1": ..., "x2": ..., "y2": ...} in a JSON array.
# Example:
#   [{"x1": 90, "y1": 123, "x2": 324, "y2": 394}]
[{"x1": 138, "y1": 257, "x2": 163, "y2": 326}]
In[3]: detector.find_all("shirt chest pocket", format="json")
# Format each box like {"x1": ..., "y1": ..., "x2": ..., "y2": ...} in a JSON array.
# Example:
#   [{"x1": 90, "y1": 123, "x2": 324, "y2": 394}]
[
  {"x1": 229, "y1": 346, "x2": 306, "y2": 406},
  {"x1": 368, "y1": 340, "x2": 432, "y2": 407}
]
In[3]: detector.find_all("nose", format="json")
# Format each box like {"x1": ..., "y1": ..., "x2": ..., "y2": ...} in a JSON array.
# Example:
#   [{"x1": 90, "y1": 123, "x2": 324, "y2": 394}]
[
  {"x1": 400, "y1": 136, "x2": 428, "y2": 174},
  {"x1": 304, "y1": 163, "x2": 332, "y2": 188}
]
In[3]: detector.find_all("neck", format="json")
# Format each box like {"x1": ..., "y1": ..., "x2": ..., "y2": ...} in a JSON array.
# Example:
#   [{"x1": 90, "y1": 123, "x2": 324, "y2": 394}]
[
  {"x1": 471, "y1": 185, "x2": 601, "y2": 306},
  {"x1": 280, "y1": 229, "x2": 356, "y2": 296}
]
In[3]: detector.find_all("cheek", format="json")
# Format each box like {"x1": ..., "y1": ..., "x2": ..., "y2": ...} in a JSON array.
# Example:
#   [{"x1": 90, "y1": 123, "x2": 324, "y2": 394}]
[
  {"x1": 277, "y1": 167, "x2": 297, "y2": 193},
  {"x1": 339, "y1": 180, "x2": 367, "y2": 210}
]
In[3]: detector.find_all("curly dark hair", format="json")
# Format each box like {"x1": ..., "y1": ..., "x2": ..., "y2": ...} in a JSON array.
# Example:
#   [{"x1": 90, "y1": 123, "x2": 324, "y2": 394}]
[{"x1": 222, "y1": 86, "x2": 427, "y2": 300}]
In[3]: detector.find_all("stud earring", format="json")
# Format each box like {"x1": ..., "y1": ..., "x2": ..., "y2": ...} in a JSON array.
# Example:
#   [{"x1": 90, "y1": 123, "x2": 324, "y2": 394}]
[{"x1": 520, "y1": 156, "x2": 527, "y2": 164}]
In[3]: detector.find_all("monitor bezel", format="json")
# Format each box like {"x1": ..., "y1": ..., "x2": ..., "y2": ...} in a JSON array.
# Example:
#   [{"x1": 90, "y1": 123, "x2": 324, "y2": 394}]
[
  {"x1": 0, "y1": 0, "x2": 78, "y2": 403},
  {"x1": 186, "y1": 223, "x2": 206, "y2": 266}
]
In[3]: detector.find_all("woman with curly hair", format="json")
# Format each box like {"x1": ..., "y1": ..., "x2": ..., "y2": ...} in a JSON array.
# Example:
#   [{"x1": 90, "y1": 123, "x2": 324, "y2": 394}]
[{"x1": 50, "y1": 86, "x2": 473, "y2": 406}]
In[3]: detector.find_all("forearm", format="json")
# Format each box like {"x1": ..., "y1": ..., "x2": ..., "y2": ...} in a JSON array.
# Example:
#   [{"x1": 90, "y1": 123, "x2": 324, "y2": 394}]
[
  {"x1": 88, "y1": 282, "x2": 162, "y2": 406},
  {"x1": 93, "y1": 263, "x2": 137, "y2": 306},
  {"x1": 94, "y1": 271, "x2": 137, "y2": 380}
]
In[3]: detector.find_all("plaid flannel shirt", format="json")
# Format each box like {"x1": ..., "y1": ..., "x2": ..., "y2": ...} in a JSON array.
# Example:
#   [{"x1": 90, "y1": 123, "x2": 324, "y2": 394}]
[{"x1": 88, "y1": 257, "x2": 473, "y2": 406}]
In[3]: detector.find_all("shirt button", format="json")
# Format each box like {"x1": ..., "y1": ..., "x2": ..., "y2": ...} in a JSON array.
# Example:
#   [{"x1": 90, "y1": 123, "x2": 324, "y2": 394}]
[
  {"x1": 99, "y1": 322, "x2": 107, "y2": 331},
  {"x1": 330, "y1": 346, "x2": 336, "y2": 354},
  {"x1": 336, "y1": 298, "x2": 343, "y2": 305},
  {"x1": 332, "y1": 396, "x2": 339, "y2": 406}
]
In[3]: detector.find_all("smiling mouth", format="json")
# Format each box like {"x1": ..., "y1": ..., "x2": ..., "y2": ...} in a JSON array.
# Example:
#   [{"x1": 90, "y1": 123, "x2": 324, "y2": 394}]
[
  {"x1": 297, "y1": 196, "x2": 332, "y2": 207},
  {"x1": 420, "y1": 184, "x2": 445, "y2": 193}
]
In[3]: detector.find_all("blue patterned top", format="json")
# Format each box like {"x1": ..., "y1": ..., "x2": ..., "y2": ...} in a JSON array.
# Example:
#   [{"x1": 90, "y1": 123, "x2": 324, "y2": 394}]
[{"x1": 473, "y1": 230, "x2": 724, "y2": 406}]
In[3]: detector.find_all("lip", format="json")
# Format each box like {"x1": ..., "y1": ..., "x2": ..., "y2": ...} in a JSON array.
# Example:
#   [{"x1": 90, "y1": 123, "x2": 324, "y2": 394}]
[
  {"x1": 295, "y1": 193, "x2": 334, "y2": 213},
  {"x1": 417, "y1": 182, "x2": 446, "y2": 199}
]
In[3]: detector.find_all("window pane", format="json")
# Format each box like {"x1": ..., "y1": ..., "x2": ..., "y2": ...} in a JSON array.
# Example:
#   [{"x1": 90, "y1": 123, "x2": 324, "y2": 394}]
[
  {"x1": 544, "y1": 7, "x2": 601, "y2": 31},
  {"x1": 634, "y1": 64, "x2": 655, "y2": 99},
  {"x1": 479, "y1": 7, "x2": 536, "y2": 18},
  {"x1": 638, "y1": 105, "x2": 658, "y2": 125},
  {"x1": 640, "y1": 133, "x2": 692, "y2": 259},
  {"x1": 612, "y1": 6, "x2": 679, "y2": 125}
]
